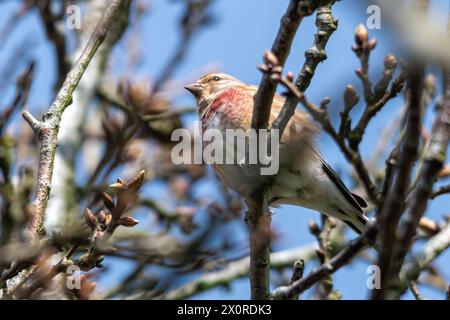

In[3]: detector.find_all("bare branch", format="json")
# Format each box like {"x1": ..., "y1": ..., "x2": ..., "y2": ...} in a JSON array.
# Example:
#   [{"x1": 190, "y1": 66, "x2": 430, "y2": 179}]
[
  {"x1": 248, "y1": 0, "x2": 336, "y2": 300},
  {"x1": 272, "y1": 225, "x2": 377, "y2": 300},
  {"x1": 272, "y1": 4, "x2": 337, "y2": 136},
  {"x1": 409, "y1": 281, "x2": 423, "y2": 300},
  {"x1": 399, "y1": 221, "x2": 450, "y2": 294},
  {"x1": 387, "y1": 67, "x2": 450, "y2": 299},
  {"x1": 430, "y1": 184, "x2": 450, "y2": 199},
  {"x1": 159, "y1": 242, "x2": 323, "y2": 300},
  {"x1": 373, "y1": 62, "x2": 425, "y2": 300},
  {"x1": 22, "y1": 0, "x2": 126, "y2": 240}
]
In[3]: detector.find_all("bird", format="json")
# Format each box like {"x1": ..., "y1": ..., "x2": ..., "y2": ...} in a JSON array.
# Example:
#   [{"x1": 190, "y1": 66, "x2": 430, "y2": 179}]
[{"x1": 184, "y1": 73, "x2": 370, "y2": 234}]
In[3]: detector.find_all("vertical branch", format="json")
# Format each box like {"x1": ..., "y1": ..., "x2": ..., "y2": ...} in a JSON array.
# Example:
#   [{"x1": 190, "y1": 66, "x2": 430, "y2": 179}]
[
  {"x1": 246, "y1": 197, "x2": 271, "y2": 300},
  {"x1": 388, "y1": 63, "x2": 450, "y2": 299},
  {"x1": 372, "y1": 62, "x2": 425, "y2": 300},
  {"x1": 251, "y1": 0, "x2": 305, "y2": 130},
  {"x1": 22, "y1": 0, "x2": 126, "y2": 240},
  {"x1": 248, "y1": 0, "x2": 336, "y2": 300}
]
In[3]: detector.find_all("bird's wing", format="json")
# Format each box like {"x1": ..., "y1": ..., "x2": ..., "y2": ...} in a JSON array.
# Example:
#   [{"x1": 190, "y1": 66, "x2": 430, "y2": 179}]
[{"x1": 313, "y1": 148, "x2": 368, "y2": 214}]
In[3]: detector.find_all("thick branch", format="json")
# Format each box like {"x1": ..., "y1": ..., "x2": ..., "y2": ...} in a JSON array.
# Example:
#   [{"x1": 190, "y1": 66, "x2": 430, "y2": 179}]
[
  {"x1": 373, "y1": 62, "x2": 425, "y2": 300},
  {"x1": 387, "y1": 67, "x2": 450, "y2": 299},
  {"x1": 247, "y1": 0, "x2": 335, "y2": 300}
]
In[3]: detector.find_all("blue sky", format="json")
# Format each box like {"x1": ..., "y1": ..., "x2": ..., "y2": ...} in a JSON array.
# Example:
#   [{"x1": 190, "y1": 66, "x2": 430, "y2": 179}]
[{"x1": 1, "y1": 0, "x2": 449, "y2": 299}]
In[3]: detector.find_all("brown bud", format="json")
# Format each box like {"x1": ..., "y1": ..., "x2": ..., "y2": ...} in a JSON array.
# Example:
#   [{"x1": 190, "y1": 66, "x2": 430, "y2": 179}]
[
  {"x1": 258, "y1": 64, "x2": 269, "y2": 73},
  {"x1": 104, "y1": 213, "x2": 112, "y2": 226},
  {"x1": 270, "y1": 73, "x2": 281, "y2": 82},
  {"x1": 286, "y1": 71, "x2": 294, "y2": 83},
  {"x1": 263, "y1": 50, "x2": 279, "y2": 66},
  {"x1": 308, "y1": 220, "x2": 320, "y2": 235},
  {"x1": 127, "y1": 170, "x2": 145, "y2": 191},
  {"x1": 109, "y1": 182, "x2": 126, "y2": 191},
  {"x1": 101, "y1": 192, "x2": 115, "y2": 211},
  {"x1": 384, "y1": 54, "x2": 397, "y2": 70},
  {"x1": 343, "y1": 84, "x2": 359, "y2": 108},
  {"x1": 368, "y1": 38, "x2": 377, "y2": 50},
  {"x1": 354, "y1": 24, "x2": 368, "y2": 45},
  {"x1": 355, "y1": 68, "x2": 364, "y2": 78},
  {"x1": 85, "y1": 208, "x2": 98, "y2": 229},
  {"x1": 418, "y1": 217, "x2": 440, "y2": 236},
  {"x1": 97, "y1": 210, "x2": 106, "y2": 224},
  {"x1": 117, "y1": 216, "x2": 139, "y2": 227},
  {"x1": 320, "y1": 97, "x2": 331, "y2": 109}
]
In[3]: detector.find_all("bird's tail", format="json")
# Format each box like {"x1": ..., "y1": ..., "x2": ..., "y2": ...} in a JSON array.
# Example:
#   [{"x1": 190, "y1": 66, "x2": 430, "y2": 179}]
[{"x1": 342, "y1": 212, "x2": 371, "y2": 235}]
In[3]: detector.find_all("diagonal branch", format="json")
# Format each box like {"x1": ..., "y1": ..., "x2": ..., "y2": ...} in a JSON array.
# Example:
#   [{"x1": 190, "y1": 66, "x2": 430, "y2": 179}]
[
  {"x1": 399, "y1": 221, "x2": 450, "y2": 296},
  {"x1": 159, "y1": 242, "x2": 320, "y2": 300},
  {"x1": 272, "y1": 3, "x2": 337, "y2": 136},
  {"x1": 22, "y1": 0, "x2": 126, "y2": 240},
  {"x1": 272, "y1": 225, "x2": 377, "y2": 300}
]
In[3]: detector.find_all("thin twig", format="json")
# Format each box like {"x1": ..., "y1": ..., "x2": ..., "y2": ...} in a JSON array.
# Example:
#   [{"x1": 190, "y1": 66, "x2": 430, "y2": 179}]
[
  {"x1": 430, "y1": 185, "x2": 450, "y2": 199},
  {"x1": 409, "y1": 281, "x2": 423, "y2": 300},
  {"x1": 272, "y1": 225, "x2": 377, "y2": 300},
  {"x1": 157, "y1": 241, "x2": 329, "y2": 300},
  {"x1": 272, "y1": 4, "x2": 337, "y2": 137},
  {"x1": 399, "y1": 221, "x2": 450, "y2": 295}
]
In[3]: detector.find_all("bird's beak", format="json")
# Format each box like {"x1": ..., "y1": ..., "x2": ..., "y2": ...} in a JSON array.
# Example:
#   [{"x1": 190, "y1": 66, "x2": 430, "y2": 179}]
[{"x1": 184, "y1": 82, "x2": 203, "y2": 97}]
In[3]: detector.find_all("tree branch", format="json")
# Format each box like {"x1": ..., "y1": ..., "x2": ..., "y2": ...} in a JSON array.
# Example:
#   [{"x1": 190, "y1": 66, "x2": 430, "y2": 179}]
[
  {"x1": 399, "y1": 221, "x2": 450, "y2": 295},
  {"x1": 272, "y1": 4, "x2": 337, "y2": 136},
  {"x1": 247, "y1": 0, "x2": 336, "y2": 300},
  {"x1": 158, "y1": 241, "x2": 328, "y2": 300},
  {"x1": 272, "y1": 225, "x2": 377, "y2": 300},
  {"x1": 22, "y1": 0, "x2": 126, "y2": 240},
  {"x1": 373, "y1": 62, "x2": 425, "y2": 300},
  {"x1": 387, "y1": 66, "x2": 450, "y2": 299}
]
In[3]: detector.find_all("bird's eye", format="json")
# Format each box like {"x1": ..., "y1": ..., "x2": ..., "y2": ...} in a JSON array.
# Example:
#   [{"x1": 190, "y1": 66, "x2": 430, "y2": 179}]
[{"x1": 213, "y1": 76, "x2": 221, "y2": 81}]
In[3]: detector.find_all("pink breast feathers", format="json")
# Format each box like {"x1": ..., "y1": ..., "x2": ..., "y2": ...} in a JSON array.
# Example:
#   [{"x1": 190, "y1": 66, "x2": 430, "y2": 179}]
[{"x1": 203, "y1": 87, "x2": 248, "y2": 125}]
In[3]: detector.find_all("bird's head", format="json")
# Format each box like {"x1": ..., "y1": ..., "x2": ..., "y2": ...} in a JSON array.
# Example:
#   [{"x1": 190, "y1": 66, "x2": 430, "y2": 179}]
[{"x1": 184, "y1": 73, "x2": 243, "y2": 103}]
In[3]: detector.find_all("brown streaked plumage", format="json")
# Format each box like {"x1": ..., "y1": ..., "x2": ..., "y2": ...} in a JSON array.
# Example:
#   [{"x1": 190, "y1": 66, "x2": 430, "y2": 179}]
[{"x1": 185, "y1": 73, "x2": 370, "y2": 234}]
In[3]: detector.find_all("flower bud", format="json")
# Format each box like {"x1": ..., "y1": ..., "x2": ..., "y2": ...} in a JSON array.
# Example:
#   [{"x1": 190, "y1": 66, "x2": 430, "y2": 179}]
[
  {"x1": 354, "y1": 24, "x2": 368, "y2": 45},
  {"x1": 368, "y1": 38, "x2": 377, "y2": 50},
  {"x1": 85, "y1": 208, "x2": 98, "y2": 229},
  {"x1": 286, "y1": 71, "x2": 294, "y2": 83},
  {"x1": 104, "y1": 213, "x2": 112, "y2": 226},
  {"x1": 320, "y1": 97, "x2": 331, "y2": 109},
  {"x1": 97, "y1": 210, "x2": 106, "y2": 224},
  {"x1": 263, "y1": 50, "x2": 279, "y2": 66},
  {"x1": 384, "y1": 54, "x2": 397, "y2": 70},
  {"x1": 128, "y1": 170, "x2": 145, "y2": 191},
  {"x1": 109, "y1": 182, "x2": 126, "y2": 191},
  {"x1": 343, "y1": 84, "x2": 359, "y2": 108},
  {"x1": 117, "y1": 216, "x2": 139, "y2": 227},
  {"x1": 101, "y1": 192, "x2": 115, "y2": 211}
]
